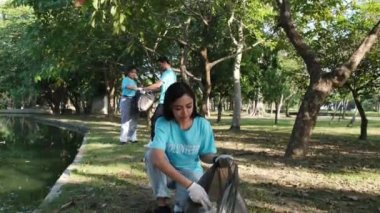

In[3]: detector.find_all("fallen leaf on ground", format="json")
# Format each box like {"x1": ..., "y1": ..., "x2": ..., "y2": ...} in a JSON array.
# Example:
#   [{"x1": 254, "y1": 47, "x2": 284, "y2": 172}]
[{"x1": 60, "y1": 200, "x2": 75, "y2": 210}]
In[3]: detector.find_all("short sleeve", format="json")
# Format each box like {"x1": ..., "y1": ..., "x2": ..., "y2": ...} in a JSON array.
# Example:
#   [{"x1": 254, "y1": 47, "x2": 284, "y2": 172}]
[
  {"x1": 198, "y1": 118, "x2": 217, "y2": 155},
  {"x1": 121, "y1": 78, "x2": 127, "y2": 90},
  {"x1": 148, "y1": 117, "x2": 169, "y2": 151},
  {"x1": 160, "y1": 71, "x2": 169, "y2": 83}
]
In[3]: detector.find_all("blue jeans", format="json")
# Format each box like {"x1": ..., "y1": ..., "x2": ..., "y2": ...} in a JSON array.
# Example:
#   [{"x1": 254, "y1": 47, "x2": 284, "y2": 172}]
[{"x1": 144, "y1": 149, "x2": 203, "y2": 212}]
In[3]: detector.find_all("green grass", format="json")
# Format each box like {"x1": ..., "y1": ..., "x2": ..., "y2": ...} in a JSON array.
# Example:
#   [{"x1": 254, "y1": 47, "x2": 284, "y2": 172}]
[{"x1": 31, "y1": 113, "x2": 380, "y2": 213}]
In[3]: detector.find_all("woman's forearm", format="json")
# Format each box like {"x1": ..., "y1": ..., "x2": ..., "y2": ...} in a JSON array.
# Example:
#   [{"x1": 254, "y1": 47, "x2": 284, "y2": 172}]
[{"x1": 152, "y1": 150, "x2": 193, "y2": 188}]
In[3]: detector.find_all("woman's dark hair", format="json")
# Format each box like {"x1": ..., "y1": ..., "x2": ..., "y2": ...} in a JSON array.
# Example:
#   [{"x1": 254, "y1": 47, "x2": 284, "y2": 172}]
[
  {"x1": 126, "y1": 65, "x2": 137, "y2": 74},
  {"x1": 163, "y1": 82, "x2": 199, "y2": 120}
]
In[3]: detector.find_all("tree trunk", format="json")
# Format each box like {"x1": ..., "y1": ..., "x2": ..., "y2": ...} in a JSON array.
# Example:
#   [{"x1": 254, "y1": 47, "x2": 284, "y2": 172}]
[
  {"x1": 68, "y1": 93, "x2": 81, "y2": 114},
  {"x1": 270, "y1": 102, "x2": 274, "y2": 116},
  {"x1": 178, "y1": 18, "x2": 191, "y2": 84},
  {"x1": 230, "y1": 43, "x2": 243, "y2": 130},
  {"x1": 252, "y1": 99, "x2": 258, "y2": 117},
  {"x1": 341, "y1": 99, "x2": 348, "y2": 120},
  {"x1": 49, "y1": 84, "x2": 66, "y2": 115},
  {"x1": 108, "y1": 86, "x2": 116, "y2": 115},
  {"x1": 277, "y1": 0, "x2": 380, "y2": 158},
  {"x1": 278, "y1": 95, "x2": 283, "y2": 119},
  {"x1": 229, "y1": 9, "x2": 244, "y2": 131},
  {"x1": 217, "y1": 97, "x2": 223, "y2": 123},
  {"x1": 330, "y1": 101, "x2": 342, "y2": 123},
  {"x1": 274, "y1": 94, "x2": 283, "y2": 124},
  {"x1": 347, "y1": 109, "x2": 357, "y2": 127},
  {"x1": 104, "y1": 65, "x2": 117, "y2": 116},
  {"x1": 200, "y1": 48, "x2": 212, "y2": 117},
  {"x1": 285, "y1": 103, "x2": 290, "y2": 117},
  {"x1": 274, "y1": 102, "x2": 279, "y2": 125},
  {"x1": 179, "y1": 46, "x2": 190, "y2": 84},
  {"x1": 284, "y1": 86, "x2": 330, "y2": 158},
  {"x1": 351, "y1": 89, "x2": 368, "y2": 140}
]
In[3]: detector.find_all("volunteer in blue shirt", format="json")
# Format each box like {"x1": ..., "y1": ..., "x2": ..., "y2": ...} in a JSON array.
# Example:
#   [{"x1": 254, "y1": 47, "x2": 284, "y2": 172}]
[
  {"x1": 143, "y1": 56, "x2": 177, "y2": 139},
  {"x1": 144, "y1": 82, "x2": 232, "y2": 213},
  {"x1": 120, "y1": 66, "x2": 142, "y2": 144}
]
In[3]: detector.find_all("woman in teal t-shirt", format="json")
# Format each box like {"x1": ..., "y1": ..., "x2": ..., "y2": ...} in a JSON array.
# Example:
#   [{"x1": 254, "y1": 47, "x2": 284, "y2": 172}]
[
  {"x1": 145, "y1": 82, "x2": 232, "y2": 213},
  {"x1": 119, "y1": 66, "x2": 141, "y2": 144}
]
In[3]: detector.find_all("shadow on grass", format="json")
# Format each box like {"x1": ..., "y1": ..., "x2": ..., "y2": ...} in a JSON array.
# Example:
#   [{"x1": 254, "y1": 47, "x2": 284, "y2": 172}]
[
  {"x1": 214, "y1": 128, "x2": 380, "y2": 173},
  {"x1": 40, "y1": 168, "x2": 380, "y2": 213},
  {"x1": 240, "y1": 181, "x2": 380, "y2": 213}
]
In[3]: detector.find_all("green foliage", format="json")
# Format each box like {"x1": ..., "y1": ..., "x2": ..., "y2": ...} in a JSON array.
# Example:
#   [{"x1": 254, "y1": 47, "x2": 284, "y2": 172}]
[
  {"x1": 314, "y1": 1, "x2": 380, "y2": 111},
  {"x1": 0, "y1": 4, "x2": 37, "y2": 108},
  {"x1": 260, "y1": 52, "x2": 286, "y2": 104},
  {"x1": 2, "y1": 0, "x2": 378, "y2": 115},
  {"x1": 4, "y1": 0, "x2": 150, "y2": 113}
]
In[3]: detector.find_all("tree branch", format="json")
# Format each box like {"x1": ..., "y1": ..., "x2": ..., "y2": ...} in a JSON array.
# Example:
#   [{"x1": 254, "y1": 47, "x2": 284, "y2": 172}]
[
  {"x1": 181, "y1": 0, "x2": 210, "y2": 26},
  {"x1": 329, "y1": 20, "x2": 380, "y2": 88},
  {"x1": 228, "y1": 11, "x2": 238, "y2": 46},
  {"x1": 172, "y1": 68, "x2": 201, "y2": 81},
  {"x1": 209, "y1": 40, "x2": 263, "y2": 68},
  {"x1": 276, "y1": 0, "x2": 321, "y2": 80}
]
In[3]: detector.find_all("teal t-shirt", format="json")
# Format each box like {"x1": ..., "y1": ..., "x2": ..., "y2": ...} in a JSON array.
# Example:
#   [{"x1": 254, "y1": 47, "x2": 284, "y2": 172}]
[
  {"x1": 148, "y1": 116, "x2": 217, "y2": 174},
  {"x1": 121, "y1": 77, "x2": 137, "y2": 97},
  {"x1": 159, "y1": 68, "x2": 177, "y2": 104}
]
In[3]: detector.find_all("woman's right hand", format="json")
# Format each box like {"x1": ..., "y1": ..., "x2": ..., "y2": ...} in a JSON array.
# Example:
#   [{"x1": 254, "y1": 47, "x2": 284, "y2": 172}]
[{"x1": 186, "y1": 182, "x2": 212, "y2": 209}]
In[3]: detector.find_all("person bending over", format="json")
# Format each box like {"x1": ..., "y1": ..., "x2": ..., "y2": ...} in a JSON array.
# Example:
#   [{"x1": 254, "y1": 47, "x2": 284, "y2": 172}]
[{"x1": 144, "y1": 82, "x2": 232, "y2": 213}]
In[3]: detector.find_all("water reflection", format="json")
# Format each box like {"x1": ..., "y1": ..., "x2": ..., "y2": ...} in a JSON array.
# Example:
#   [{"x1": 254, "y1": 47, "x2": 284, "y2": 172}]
[{"x1": 0, "y1": 116, "x2": 84, "y2": 212}]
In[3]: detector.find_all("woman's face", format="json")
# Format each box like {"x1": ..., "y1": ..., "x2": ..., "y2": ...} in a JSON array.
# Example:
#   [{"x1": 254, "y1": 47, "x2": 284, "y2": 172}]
[
  {"x1": 127, "y1": 69, "x2": 137, "y2": 79},
  {"x1": 171, "y1": 94, "x2": 194, "y2": 122}
]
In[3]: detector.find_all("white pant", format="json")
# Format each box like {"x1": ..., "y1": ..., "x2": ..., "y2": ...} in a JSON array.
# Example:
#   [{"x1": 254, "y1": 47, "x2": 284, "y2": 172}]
[{"x1": 119, "y1": 97, "x2": 138, "y2": 142}]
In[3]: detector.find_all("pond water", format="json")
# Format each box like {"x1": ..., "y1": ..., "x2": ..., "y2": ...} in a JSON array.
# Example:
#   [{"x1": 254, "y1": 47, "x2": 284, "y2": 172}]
[{"x1": 0, "y1": 116, "x2": 84, "y2": 212}]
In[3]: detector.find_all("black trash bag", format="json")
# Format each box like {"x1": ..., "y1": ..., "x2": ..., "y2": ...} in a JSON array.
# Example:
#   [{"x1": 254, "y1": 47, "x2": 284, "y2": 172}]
[
  {"x1": 130, "y1": 91, "x2": 141, "y2": 114},
  {"x1": 184, "y1": 159, "x2": 248, "y2": 213}
]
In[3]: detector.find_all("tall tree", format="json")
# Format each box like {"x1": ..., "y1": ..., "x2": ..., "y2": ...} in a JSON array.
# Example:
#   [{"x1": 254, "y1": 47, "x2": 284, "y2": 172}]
[{"x1": 275, "y1": 0, "x2": 380, "y2": 158}]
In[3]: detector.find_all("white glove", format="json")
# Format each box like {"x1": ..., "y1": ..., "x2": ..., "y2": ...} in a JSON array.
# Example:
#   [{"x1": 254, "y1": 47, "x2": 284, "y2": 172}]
[
  {"x1": 187, "y1": 182, "x2": 212, "y2": 210},
  {"x1": 137, "y1": 87, "x2": 146, "y2": 94}
]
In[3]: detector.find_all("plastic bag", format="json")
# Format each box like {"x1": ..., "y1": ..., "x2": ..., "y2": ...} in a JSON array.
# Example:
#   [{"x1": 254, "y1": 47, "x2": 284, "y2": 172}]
[
  {"x1": 137, "y1": 92, "x2": 155, "y2": 112},
  {"x1": 184, "y1": 159, "x2": 248, "y2": 213}
]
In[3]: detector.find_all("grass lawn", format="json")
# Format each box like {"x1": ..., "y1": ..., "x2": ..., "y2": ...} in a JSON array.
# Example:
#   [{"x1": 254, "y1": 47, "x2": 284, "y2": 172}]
[{"x1": 35, "y1": 112, "x2": 380, "y2": 213}]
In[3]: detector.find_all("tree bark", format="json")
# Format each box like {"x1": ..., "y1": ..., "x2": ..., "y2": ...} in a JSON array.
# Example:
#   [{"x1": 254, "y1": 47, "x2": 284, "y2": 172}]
[
  {"x1": 285, "y1": 103, "x2": 290, "y2": 117},
  {"x1": 274, "y1": 94, "x2": 283, "y2": 125},
  {"x1": 217, "y1": 96, "x2": 223, "y2": 123},
  {"x1": 347, "y1": 110, "x2": 357, "y2": 127},
  {"x1": 178, "y1": 18, "x2": 191, "y2": 84},
  {"x1": 104, "y1": 65, "x2": 117, "y2": 116},
  {"x1": 200, "y1": 47, "x2": 211, "y2": 117},
  {"x1": 341, "y1": 99, "x2": 348, "y2": 120},
  {"x1": 230, "y1": 16, "x2": 244, "y2": 131},
  {"x1": 274, "y1": 102, "x2": 279, "y2": 125},
  {"x1": 350, "y1": 88, "x2": 368, "y2": 140},
  {"x1": 277, "y1": 0, "x2": 380, "y2": 158}
]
